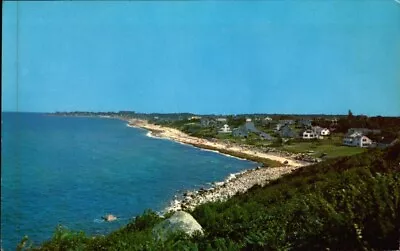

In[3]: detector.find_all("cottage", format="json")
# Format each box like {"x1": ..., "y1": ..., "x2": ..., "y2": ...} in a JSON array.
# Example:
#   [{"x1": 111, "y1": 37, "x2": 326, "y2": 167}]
[
  {"x1": 279, "y1": 120, "x2": 295, "y2": 125},
  {"x1": 297, "y1": 119, "x2": 312, "y2": 128},
  {"x1": 232, "y1": 127, "x2": 248, "y2": 138},
  {"x1": 348, "y1": 128, "x2": 381, "y2": 135},
  {"x1": 312, "y1": 126, "x2": 323, "y2": 137},
  {"x1": 275, "y1": 123, "x2": 284, "y2": 131},
  {"x1": 330, "y1": 117, "x2": 338, "y2": 126},
  {"x1": 343, "y1": 131, "x2": 362, "y2": 146},
  {"x1": 375, "y1": 138, "x2": 399, "y2": 149},
  {"x1": 321, "y1": 128, "x2": 330, "y2": 136},
  {"x1": 259, "y1": 132, "x2": 274, "y2": 141},
  {"x1": 219, "y1": 124, "x2": 232, "y2": 133},
  {"x1": 216, "y1": 118, "x2": 227, "y2": 123},
  {"x1": 189, "y1": 116, "x2": 201, "y2": 120},
  {"x1": 303, "y1": 130, "x2": 316, "y2": 139},
  {"x1": 343, "y1": 132, "x2": 372, "y2": 147},
  {"x1": 353, "y1": 135, "x2": 372, "y2": 147},
  {"x1": 279, "y1": 125, "x2": 297, "y2": 138},
  {"x1": 244, "y1": 121, "x2": 259, "y2": 133},
  {"x1": 262, "y1": 117, "x2": 273, "y2": 125}
]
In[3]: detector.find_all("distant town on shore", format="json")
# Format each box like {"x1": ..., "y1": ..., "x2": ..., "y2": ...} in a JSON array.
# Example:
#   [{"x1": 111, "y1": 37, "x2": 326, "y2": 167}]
[{"x1": 51, "y1": 110, "x2": 400, "y2": 160}]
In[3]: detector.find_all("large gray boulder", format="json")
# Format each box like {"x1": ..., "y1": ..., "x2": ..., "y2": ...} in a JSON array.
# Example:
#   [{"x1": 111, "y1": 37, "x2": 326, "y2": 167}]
[{"x1": 152, "y1": 211, "x2": 204, "y2": 241}]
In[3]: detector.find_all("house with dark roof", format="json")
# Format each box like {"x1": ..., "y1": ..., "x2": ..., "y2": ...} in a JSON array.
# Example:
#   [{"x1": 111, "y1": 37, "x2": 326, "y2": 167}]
[
  {"x1": 200, "y1": 117, "x2": 217, "y2": 127},
  {"x1": 232, "y1": 127, "x2": 248, "y2": 138},
  {"x1": 232, "y1": 121, "x2": 275, "y2": 141},
  {"x1": 279, "y1": 120, "x2": 295, "y2": 125},
  {"x1": 373, "y1": 137, "x2": 399, "y2": 149},
  {"x1": 343, "y1": 132, "x2": 372, "y2": 148},
  {"x1": 297, "y1": 119, "x2": 312, "y2": 128},
  {"x1": 348, "y1": 128, "x2": 381, "y2": 135},
  {"x1": 259, "y1": 132, "x2": 274, "y2": 141},
  {"x1": 279, "y1": 125, "x2": 297, "y2": 138},
  {"x1": 244, "y1": 121, "x2": 259, "y2": 133}
]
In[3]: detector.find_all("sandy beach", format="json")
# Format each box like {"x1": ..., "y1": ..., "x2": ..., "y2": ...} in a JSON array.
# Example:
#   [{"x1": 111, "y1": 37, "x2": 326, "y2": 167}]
[
  {"x1": 127, "y1": 119, "x2": 311, "y2": 212},
  {"x1": 127, "y1": 119, "x2": 306, "y2": 167}
]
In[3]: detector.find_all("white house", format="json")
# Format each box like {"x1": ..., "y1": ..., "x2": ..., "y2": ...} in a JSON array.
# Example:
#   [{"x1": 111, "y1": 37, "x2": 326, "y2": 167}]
[
  {"x1": 343, "y1": 132, "x2": 361, "y2": 146},
  {"x1": 303, "y1": 130, "x2": 316, "y2": 139},
  {"x1": 189, "y1": 116, "x2": 201, "y2": 120},
  {"x1": 219, "y1": 124, "x2": 232, "y2": 133},
  {"x1": 246, "y1": 118, "x2": 252, "y2": 122},
  {"x1": 264, "y1": 117, "x2": 272, "y2": 121},
  {"x1": 312, "y1": 126, "x2": 323, "y2": 138},
  {"x1": 343, "y1": 133, "x2": 372, "y2": 147},
  {"x1": 354, "y1": 135, "x2": 372, "y2": 147},
  {"x1": 216, "y1": 118, "x2": 227, "y2": 122},
  {"x1": 321, "y1": 128, "x2": 330, "y2": 136}
]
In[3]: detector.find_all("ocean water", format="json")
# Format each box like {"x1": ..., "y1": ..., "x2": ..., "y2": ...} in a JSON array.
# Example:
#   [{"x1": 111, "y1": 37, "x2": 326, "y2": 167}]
[{"x1": 1, "y1": 112, "x2": 256, "y2": 249}]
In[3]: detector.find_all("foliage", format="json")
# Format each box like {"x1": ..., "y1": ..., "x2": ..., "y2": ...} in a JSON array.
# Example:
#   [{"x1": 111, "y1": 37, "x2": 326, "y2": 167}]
[
  {"x1": 27, "y1": 144, "x2": 400, "y2": 250},
  {"x1": 270, "y1": 136, "x2": 283, "y2": 147},
  {"x1": 226, "y1": 116, "x2": 246, "y2": 128}
]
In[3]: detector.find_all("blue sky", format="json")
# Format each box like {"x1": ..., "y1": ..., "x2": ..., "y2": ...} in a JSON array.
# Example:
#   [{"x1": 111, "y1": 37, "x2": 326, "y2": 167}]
[{"x1": 2, "y1": 1, "x2": 400, "y2": 115}]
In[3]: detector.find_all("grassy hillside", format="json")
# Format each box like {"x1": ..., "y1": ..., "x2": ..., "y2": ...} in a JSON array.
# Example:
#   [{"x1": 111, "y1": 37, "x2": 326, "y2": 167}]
[{"x1": 22, "y1": 144, "x2": 400, "y2": 250}]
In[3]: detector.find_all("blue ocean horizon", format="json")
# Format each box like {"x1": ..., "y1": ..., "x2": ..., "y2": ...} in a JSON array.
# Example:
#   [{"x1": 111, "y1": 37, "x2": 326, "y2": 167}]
[{"x1": 1, "y1": 112, "x2": 256, "y2": 250}]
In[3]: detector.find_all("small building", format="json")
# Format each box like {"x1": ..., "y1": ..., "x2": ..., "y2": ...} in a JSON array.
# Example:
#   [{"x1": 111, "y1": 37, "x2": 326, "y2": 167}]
[
  {"x1": 303, "y1": 130, "x2": 317, "y2": 139},
  {"x1": 348, "y1": 128, "x2": 381, "y2": 135},
  {"x1": 279, "y1": 119, "x2": 295, "y2": 125},
  {"x1": 232, "y1": 127, "x2": 248, "y2": 138},
  {"x1": 279, "y1": 125, "x2": 297, "y2": 138},
  {"x1": 330, "y1": 117, "x2": 338, "y2": 126},
  {"x1": 343, "y1": 132, "x2": 372, "y2": 147},
  {"x1": 312, "y1": 126, "x2": 323, "y2": 137},
  {"x1": 259, "y1": 132, "x2": 274, "y2": 141},
  {"x1": 218, "y1": 124, "x2": 232, "y2": 133},
  {"x1": 216, "y1": 118, "x2": 227, "y2": 123},
  {"x1": 321, "y1": 128, "x2": 330, "y2": 136},
  {"x1": 244, "y1": 121, "x2": 259, "y2": 133},
  {"x1": 275, "y1": 123, "x2": 284, "y2": 131},
  {"x1": 262, "y1": 117, "x2": 273, "y2": 125},
  {"x1": 297, "y1": 119, "x2": 312, "y2": 128},
  {"x1": 189, "y1": 116, "x2": 202, "y2": 120},
  {"x1": 353, "y1": 135, "x2": 372, "y2": 148}
]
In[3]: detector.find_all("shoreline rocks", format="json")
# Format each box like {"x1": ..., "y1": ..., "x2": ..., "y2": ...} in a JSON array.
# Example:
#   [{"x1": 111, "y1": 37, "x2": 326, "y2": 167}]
[{"x1": 164, "y1": 165, "x2": 301, "y2": 213}]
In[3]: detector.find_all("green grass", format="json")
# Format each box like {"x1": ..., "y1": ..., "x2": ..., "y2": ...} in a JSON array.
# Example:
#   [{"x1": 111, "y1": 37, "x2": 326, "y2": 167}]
[
  {"x1": 281, "y1": 143, "x2": 366, "y2": 158},
  {"x1": 276, "y1": 135, "x2": 366, "y2": 158}
]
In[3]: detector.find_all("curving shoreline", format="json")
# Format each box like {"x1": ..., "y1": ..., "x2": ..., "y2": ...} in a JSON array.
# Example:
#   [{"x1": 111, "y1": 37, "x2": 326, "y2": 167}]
[
  {"x1": 127, "y1": 119, "x2": 311, "y2": 213},
  {"x1": 127, "y1": 119, "x2": 308, "y2": 167}
]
